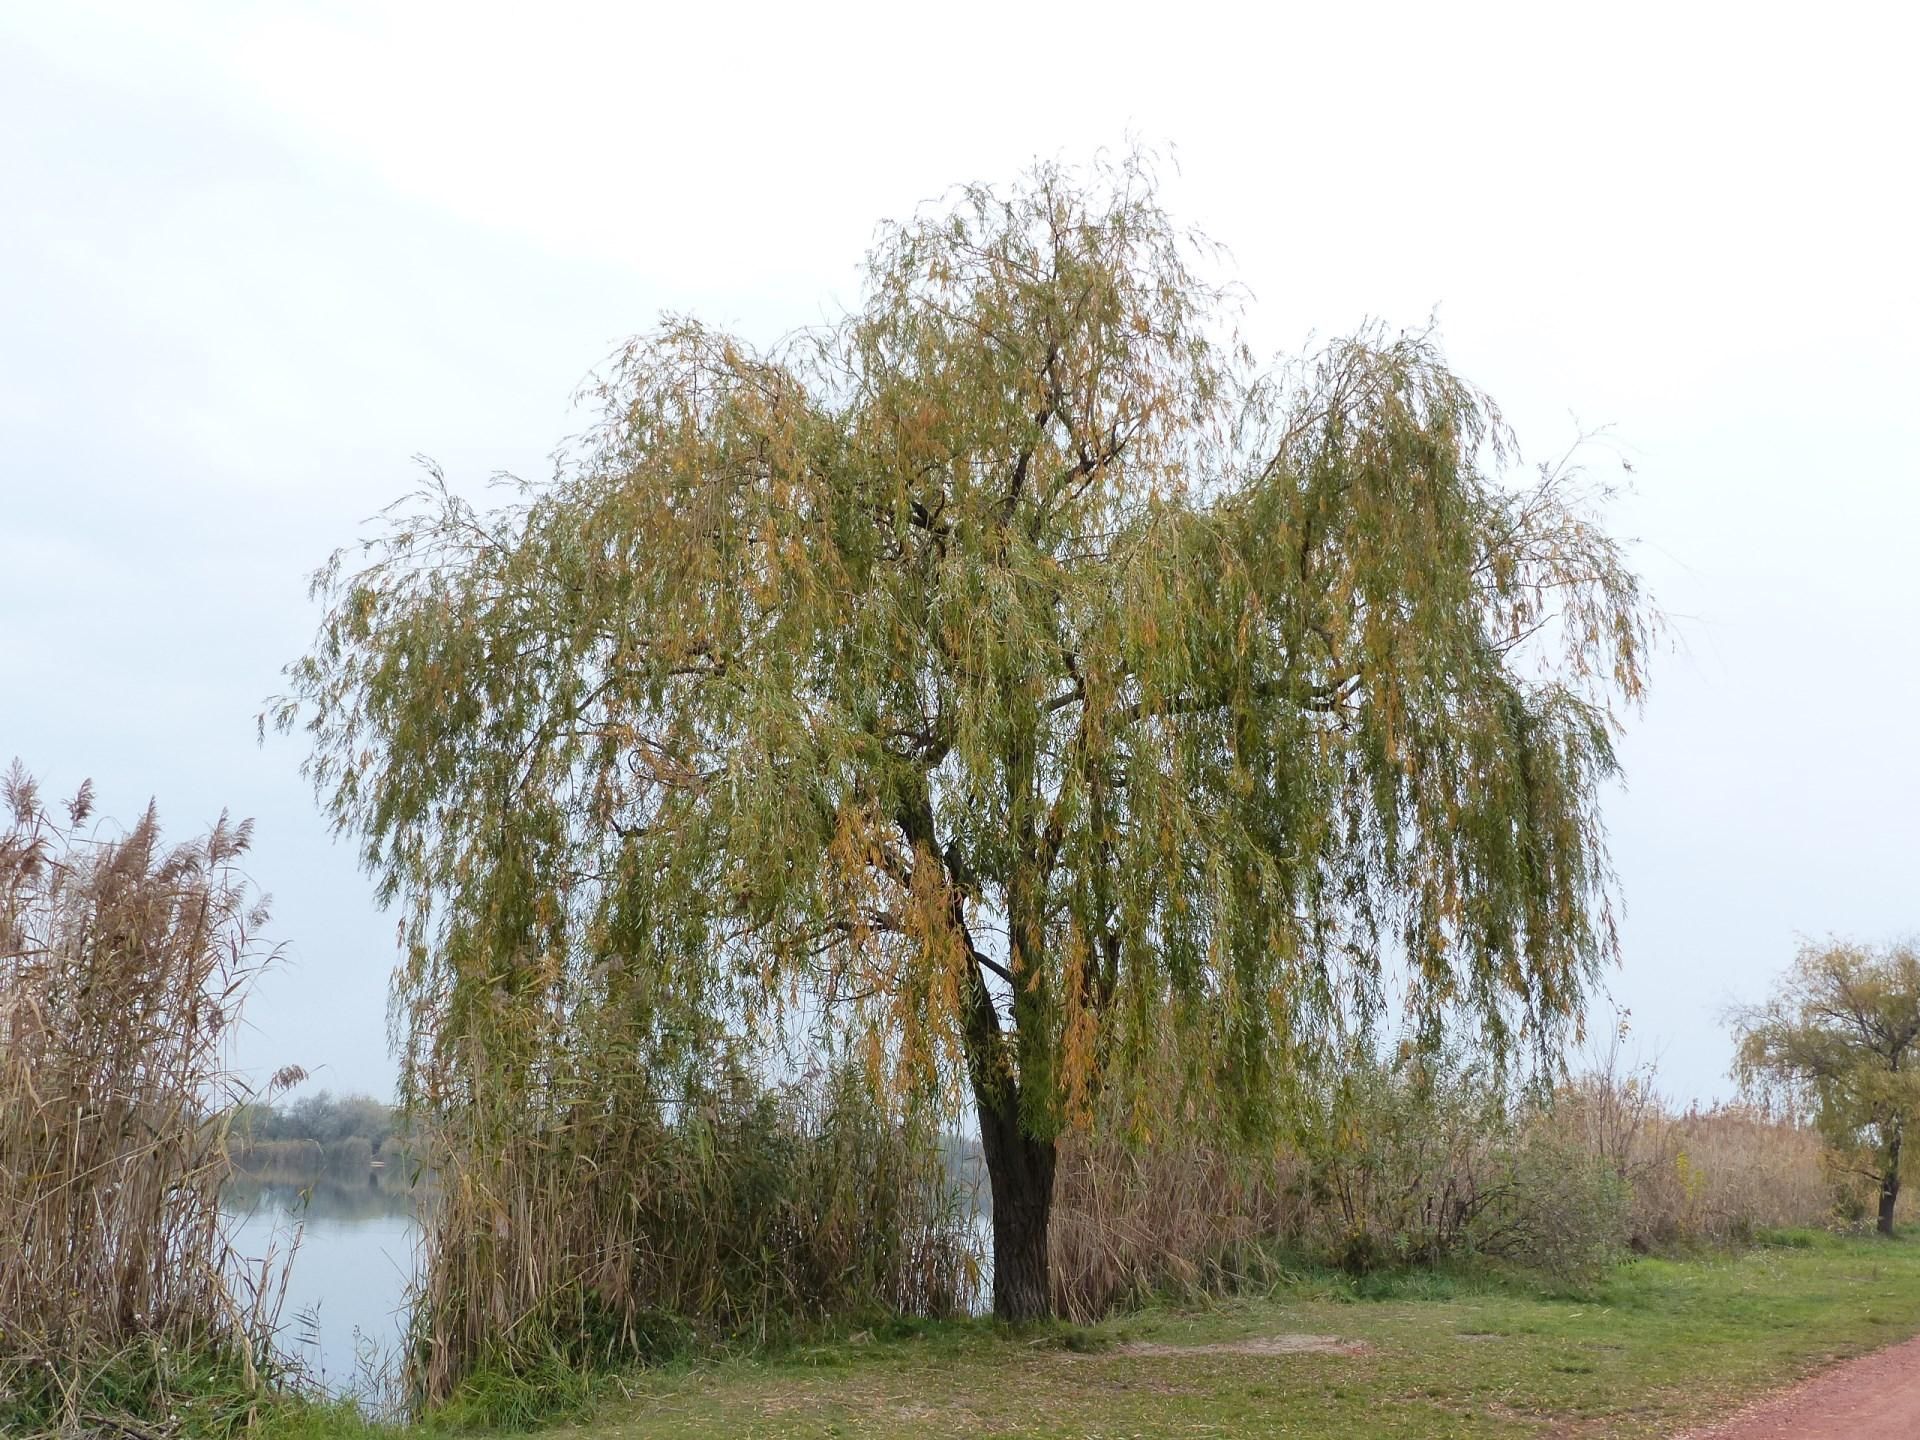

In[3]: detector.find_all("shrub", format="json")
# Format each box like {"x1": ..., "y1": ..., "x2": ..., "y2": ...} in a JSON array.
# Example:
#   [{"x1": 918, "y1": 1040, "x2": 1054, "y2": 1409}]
[{"x1": 1473, "y1": 1129, "x2": 1630, "y2": 1283}]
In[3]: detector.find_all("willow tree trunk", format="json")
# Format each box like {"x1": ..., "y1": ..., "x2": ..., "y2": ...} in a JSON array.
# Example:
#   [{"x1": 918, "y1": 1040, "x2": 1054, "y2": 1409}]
[
  {"x1": 1879, "y1": 1130, "x2": 1903, "y2": 1237},
  {"x1": 976, "y1": 1082, "x2": 1057, "y2": 1321}
]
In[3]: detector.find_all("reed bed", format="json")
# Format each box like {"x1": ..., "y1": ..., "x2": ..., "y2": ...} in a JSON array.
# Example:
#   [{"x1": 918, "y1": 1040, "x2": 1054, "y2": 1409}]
[
  {"x1": 1047, "y1": 1049, "x2": 1868, "y2": 1320},
  {"x1": 1551, "y1": 1070, "x2": 1880, "y2": 1243},
  {"x1": 227, "y1": 1136, "x2": 384, "y2": 1181},
  {"x1": 0, "y1": 764, "x2": 294, "y2": 1437},
  {"x1": 409, "y1": 1056, "x2": 979, "y2": 1411},
  {"x1": 1049, "y1": 1136, "x2": 1310, "y2": 1321}
]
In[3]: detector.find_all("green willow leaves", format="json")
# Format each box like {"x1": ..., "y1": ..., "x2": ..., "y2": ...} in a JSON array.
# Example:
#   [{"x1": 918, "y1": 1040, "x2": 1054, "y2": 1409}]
[{"x1": 275, "y1": 151, "x2": 1653, "y2": 1321}]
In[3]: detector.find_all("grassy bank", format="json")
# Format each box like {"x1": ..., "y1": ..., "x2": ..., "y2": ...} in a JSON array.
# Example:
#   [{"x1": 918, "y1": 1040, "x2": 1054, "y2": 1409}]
[{"x1": 284, "y1": 1229, "x2": 1920, "y2": 1440}]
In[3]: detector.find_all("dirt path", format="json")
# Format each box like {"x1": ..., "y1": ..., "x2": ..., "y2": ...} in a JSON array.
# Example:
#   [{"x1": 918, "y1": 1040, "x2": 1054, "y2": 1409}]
[{"x1": 1678, "y1": 1333, "x2": 1920, "y2": 1438}]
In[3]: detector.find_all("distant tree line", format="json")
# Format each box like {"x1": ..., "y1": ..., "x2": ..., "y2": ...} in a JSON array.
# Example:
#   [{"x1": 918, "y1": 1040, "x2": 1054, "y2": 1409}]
[
  {"x1": 229, "y1": 1089, "x2": 397, "y2": 1147},
  {"x1": 226, "y1": 1090, "x2": 406, "y2": 1181}
]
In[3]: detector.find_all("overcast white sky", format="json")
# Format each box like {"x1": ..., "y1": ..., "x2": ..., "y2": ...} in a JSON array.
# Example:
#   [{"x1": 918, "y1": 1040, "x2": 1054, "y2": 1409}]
[{"x1": 3, "y1": 1, "x2": 1915, "y2": 1106}]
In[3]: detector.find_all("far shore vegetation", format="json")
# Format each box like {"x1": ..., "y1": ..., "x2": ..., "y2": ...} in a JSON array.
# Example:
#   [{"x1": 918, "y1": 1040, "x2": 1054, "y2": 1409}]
[{"x1": 226, "y1": 1091, "x2": 411, "y2": 1184}]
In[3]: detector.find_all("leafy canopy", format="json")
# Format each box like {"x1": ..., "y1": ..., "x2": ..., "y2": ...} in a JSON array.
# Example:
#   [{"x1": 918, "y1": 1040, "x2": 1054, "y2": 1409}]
[
  {"x1": 1736, "y1": 939, "x2": 1920, "y2": 1181},
  {"x1": 276, "y1": 152, "x2": 1652, "y2": 1143}
]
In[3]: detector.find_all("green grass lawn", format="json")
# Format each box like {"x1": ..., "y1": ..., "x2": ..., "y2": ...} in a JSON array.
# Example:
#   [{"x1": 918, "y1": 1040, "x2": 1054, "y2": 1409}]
[
  {"x1": 280, "y1": 1230, "x2": 1920, "y2": 1440},
  {"x1": 531, "y1": 1232, "x2": 1920, "y2": 1440}
]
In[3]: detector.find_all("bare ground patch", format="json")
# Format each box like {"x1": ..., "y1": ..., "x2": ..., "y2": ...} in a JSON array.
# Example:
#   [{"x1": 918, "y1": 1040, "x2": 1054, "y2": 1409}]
[{"x1": 1115, "y1": 1333, "x2": 1371, "y2": 1358}]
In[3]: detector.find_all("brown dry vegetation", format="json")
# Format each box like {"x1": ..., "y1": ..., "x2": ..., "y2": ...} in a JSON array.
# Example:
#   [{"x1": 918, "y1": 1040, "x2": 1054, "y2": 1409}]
[
  {"x1": 1556, "y1": 1070, "x2": 1850, "y2": 1244},
  {"x1": 1045, "y1": 1053, "x2": 1869, "y2": 1323},
  {"x1": 408, "y1": 1059, "x2": 979, "y2": 1411},
  {"x1": 0, "y1": 764, "x2": 296, "y2": 1436}
]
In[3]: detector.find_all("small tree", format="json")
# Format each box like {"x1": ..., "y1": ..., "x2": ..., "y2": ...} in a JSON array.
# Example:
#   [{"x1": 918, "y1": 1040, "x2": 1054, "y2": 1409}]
[
  {"x1": 278, "y1": 152, "x2": 1653, "y2": 1321},
  {"x1": 1736, "y1": 939, "x2": 1920, "y2": 1236}
]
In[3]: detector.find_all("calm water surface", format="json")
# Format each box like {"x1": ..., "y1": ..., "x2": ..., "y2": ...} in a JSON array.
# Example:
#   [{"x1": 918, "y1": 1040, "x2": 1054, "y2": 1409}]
[
  {"x1": 222, "y1": 1171, "x2": 990, "y2": 1399},
  {"x1": 222, "y1": 1177, "x2": 421, "y2": 1397}
]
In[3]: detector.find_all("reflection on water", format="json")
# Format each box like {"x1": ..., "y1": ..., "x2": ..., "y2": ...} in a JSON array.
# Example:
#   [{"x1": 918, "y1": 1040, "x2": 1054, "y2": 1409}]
[{"x1": 222, "y1": 1176, "x2": 421, "y2": 1398}]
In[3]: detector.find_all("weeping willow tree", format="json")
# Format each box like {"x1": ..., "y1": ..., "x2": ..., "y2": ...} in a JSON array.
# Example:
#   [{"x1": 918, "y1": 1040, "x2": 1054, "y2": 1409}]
[{"x1": 277, "y1": 152, "x2": 1652, "y2": 1323}]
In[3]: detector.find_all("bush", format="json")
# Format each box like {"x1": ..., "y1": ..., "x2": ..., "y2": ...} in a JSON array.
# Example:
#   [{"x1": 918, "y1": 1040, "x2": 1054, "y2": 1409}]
[
  {"x1": 1279, "y1": 1048, "x2": 1625, "y2": 1284},
  {"x1": 1296, "y1": 1048, "x2": 1511, "y2": 1271},
  {"x1": 1474, "y1": 1129, "x2": 1630, "y2": 1283}
]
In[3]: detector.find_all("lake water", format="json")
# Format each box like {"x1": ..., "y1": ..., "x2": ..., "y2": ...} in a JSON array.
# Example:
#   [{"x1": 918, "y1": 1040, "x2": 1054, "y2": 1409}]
[
  {"x1": 221, "y1": 1174, "x2": 991, "y2": 1403},
  {"x1": 222, "y1": 1176, "x2": 421, "y2": 1398}
]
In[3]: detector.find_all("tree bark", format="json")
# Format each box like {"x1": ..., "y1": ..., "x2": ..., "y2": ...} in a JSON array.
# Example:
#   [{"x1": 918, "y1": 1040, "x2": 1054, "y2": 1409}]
[
  {"x1": 1880, "y1": 1129, "x2": 1902, "y2": 1237},
  {"x1": 895, "y1": 783, "x2": 1062, "y2": 1320},
  {"x1": 976, "y1": 1078, "x2": 1057, "y2": 1321}
]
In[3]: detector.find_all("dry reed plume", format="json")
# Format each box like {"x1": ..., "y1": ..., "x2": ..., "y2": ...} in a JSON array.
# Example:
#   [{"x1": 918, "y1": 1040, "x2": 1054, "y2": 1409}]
[{"x1": 0, "y1": 762, "x2": 296, "y2": 1437}]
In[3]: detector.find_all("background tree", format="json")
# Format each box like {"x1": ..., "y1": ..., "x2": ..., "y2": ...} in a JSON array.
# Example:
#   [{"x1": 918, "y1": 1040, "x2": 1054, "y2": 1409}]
[
  {"x1": 277, "y1": 152, "x2": 1653, "y2": 1321},
  {"x1": 229, "y1": 1089, "x2": 396, "y2": 1148},
  {"x1": 1735, "y1": 939, "x2": 1920, "y2": 1235}
]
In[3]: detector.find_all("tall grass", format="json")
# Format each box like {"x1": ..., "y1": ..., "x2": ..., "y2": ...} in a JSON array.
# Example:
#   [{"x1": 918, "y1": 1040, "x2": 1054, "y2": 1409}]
[
  {"x1": 1049, "y1": 1135, "x2": 1310, "y2": 1321},
  {"x1": 0, "y1": 763, "x2": 296, "y2": 1437},
  {"x1": 1551, "y1": 1061, "x2": 1868, "y2": 1243},
  {"x1": 409, "y1": 1055, "x2": 978, "y2": 1410},
  {"x1": 1047, "y1": 1044, "x2": 1867, "y2": 1319}
]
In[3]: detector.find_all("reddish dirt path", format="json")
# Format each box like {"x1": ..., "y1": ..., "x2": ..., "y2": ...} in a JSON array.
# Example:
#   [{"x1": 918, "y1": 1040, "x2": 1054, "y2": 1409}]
[{"x1": 1678, "y1": 1333, "x2": 1920, "y2": 1438}]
